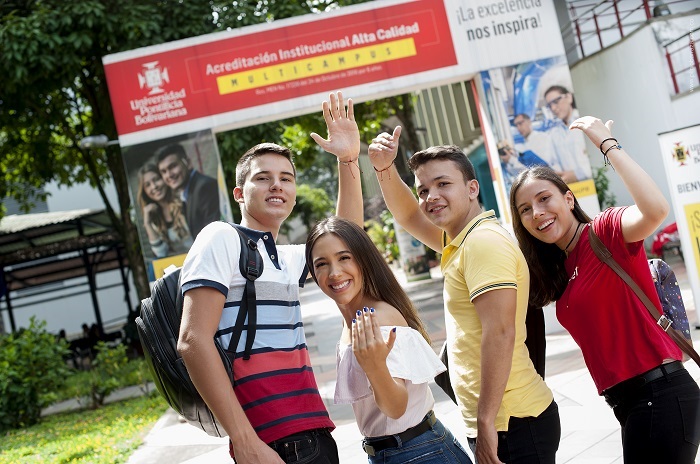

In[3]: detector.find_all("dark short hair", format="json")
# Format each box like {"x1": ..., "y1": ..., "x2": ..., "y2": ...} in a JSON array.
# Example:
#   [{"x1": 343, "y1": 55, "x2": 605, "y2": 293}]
[
  {"x1": 408, "y1": 145, "x2": 476, "y2": 183},
  {"x1": 155, "y1": 143, "x2": 188, "y2": 164},
  {"x1": 514, "y1": 113, "x2": 530, "y2": 121},
  {"x1": 235, "y1": 143, "x2": 296, "y2": 188},
  {"x1": 544, "y1": 85, "x2": 570, "y2": 98}
]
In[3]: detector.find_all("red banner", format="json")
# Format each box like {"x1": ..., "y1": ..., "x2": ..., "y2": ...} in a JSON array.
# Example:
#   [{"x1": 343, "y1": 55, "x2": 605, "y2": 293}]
[{"x1": 104, "y1": 0, "x2": 456, "y2": 138}]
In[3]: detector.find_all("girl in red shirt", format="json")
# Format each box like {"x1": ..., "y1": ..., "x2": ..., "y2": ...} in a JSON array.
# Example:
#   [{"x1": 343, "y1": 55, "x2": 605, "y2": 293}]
[{"x1": 509, "y1": 116, "x2": 699, "y2": 463}]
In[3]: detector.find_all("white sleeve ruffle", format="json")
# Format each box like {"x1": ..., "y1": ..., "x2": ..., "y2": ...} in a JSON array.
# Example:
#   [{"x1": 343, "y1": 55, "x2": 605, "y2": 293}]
[{"x1": 334, "y1": 326, "x2": 446, "y2": 404}]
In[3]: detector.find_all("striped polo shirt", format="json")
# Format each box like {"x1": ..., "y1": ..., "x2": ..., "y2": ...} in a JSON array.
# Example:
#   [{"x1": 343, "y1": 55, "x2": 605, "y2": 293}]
[{"x1": 181, "y1": 222, "x2": 333, "y2": 444}]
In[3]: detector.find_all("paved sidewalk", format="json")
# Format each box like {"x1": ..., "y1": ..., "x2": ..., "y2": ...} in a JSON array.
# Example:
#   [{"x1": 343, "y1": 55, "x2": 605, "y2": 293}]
[{"x1": 127, "y1": 255, "x2": 700, "y2": 464}]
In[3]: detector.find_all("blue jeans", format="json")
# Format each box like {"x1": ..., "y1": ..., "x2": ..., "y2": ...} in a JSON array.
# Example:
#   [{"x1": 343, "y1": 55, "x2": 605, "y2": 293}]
[
  {"x1": 610, "y1": 366, "x2": 700, "y2": 463},
  {"x1": 468, "y1": 400, "x2": 560, "y2": 463},
  {"x1": 366, "y1": 418, "x2": 472, "y2": 463}
]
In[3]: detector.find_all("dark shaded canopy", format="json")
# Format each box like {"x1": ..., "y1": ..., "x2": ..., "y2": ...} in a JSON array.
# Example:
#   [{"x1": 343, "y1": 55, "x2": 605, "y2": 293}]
[{"x1": 0, "y1": 209, "x2": 131, "y2": 332}]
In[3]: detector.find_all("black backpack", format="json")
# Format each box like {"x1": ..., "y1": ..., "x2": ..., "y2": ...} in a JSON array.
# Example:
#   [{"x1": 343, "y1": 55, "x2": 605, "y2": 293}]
[{"x1": 135, "y1": 223, "x2": 264, "y2": 437}]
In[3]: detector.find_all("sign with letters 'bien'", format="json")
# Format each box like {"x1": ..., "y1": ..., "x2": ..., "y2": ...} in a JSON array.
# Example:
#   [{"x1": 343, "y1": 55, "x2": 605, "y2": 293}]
[{"x1": 658, "y1": 124, "x2": 700, "y2": 325}]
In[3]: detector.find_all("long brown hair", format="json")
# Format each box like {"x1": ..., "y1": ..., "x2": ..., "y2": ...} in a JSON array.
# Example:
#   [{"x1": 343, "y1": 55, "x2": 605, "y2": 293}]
[
  {"x1": 509, "y1": 166, "x2": 592, "y2": 307},
  {"x1": 137, "y1": 163, "x2": 189, "y2": 243},
  {"x1": 306, "y1": 217, "x2": 431, "y2": 343}
]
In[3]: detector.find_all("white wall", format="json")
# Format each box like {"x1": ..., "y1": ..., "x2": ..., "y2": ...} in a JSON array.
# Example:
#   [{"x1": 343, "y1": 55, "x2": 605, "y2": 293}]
[{"x1": 570, "y1": 14, "x2": 700, "y2": 233}]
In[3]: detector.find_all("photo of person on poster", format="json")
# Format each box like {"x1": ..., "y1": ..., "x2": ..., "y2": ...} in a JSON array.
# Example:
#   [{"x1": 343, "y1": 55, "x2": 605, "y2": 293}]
[
  {"x1": 481, "y1": 56, "x2": 596, "y2": 188},
  {"x1": 155, "y1": 142, "x2": 221, "y2": 239},
  {"x1": 542, "y1": 85, "x2": 592, "y2": 183},
  {"x1": 123, "y1": 130, "x2": 230, "y2": 279},
  {"x1": 136, "y1": 162, "x2": 193, "y2": 258},
  {"x1": 513, "y1": 113, "x2": 562, "y2": 172}
]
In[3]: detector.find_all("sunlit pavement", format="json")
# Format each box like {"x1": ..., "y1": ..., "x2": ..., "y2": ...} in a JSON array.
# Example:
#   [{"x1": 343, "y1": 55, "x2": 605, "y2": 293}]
[{"x1": 128, "y1": 254, "x2": 700, "y2": 463}]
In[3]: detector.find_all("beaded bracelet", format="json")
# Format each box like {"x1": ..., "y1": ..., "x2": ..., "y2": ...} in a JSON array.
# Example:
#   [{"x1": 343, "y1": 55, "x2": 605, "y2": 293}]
[
  {"x1": 602, "y1": 142, "x2": 622, "y2": 166},
  {"x1": 373, "y1": 161, "x2": 394, "y2": 181},
  {"x1": 599, "y1": 137, "x2": 617, "y2": 154}
]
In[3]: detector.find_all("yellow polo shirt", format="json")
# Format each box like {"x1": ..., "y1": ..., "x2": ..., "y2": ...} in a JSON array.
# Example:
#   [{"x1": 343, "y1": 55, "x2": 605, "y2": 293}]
[{"x1": 441, "y1": 210, "x2": 553, "y2": 437}]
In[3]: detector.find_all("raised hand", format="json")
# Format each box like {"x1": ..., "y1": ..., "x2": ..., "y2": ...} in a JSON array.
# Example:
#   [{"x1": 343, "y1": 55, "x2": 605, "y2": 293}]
[
  {"x1": 368, "y1": 126, "x2": 401, "y2": 172},
  {"x1": 310, "y1": 91, "x2": 360, "y2": 163},
  {"x1": 351, "y1": 307, "x2": 396, "y2": 375},
  {"x1": 569, "y1": 116, "x2": 614, "y2": 148}
]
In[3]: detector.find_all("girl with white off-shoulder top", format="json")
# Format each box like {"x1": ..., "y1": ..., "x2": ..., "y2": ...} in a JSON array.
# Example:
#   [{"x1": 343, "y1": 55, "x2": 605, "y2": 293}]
[{"x1": 306, "y1": 216, "x2": 471, "y2": 464}]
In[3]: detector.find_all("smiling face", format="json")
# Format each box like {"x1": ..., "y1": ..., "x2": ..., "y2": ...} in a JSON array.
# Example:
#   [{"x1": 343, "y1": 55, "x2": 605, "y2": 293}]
[
  {"x1": 158, "y1": 153, "x2": 190, "y2": 191},
  {"x1": 513, "y1": 177, "x2": 578, "y2": 249},
  {"x1": 414, "y1": 159, "x2": 480, "y2": 239},
  {"x1": 142, "y1": 171, "x2": 167, "y2": 202},
  {"x1": 233, "y1": 153, "x2": 296, "y2": 234},
  {"x1": 310, "y1": 233, "x2": 364, "y2": 309}
]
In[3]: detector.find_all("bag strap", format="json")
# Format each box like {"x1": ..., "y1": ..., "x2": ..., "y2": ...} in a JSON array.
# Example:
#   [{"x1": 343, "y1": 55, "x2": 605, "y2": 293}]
[
  {"x1": 587, "y1": 226, "x2": 700, "y2": 367},
  {"x1": 226, "y1": 223, "x2": 264, "y2": 361}
]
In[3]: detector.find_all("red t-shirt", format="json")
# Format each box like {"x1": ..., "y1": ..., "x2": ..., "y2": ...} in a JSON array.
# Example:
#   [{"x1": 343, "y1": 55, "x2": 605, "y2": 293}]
[{"x1": 556, "y1": 207, "x2": 681, "y2": 393}]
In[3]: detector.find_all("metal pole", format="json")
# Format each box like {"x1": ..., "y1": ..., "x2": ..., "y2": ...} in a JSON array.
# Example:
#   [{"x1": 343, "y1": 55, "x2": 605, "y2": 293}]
[
  {"x1": 570, "y1": 2, "x2": 585, "y2": 59},
  {"x1": 665, "y1": 47, "x2": 680, "y2": 94},
  {"x1": 5, "y1": 289, "x2": 16, "y2": 333},
  {"x1": 81, "y1": 249, "x2": 104, "y2": 333},
  {"x1": 643, "y1": 0, "x2": 651, "y2": 20},
  {"x1": 593, "y1": 13, "x2": 604, "y2": 50},
  {"x1": 115, "y1": 245, "x2": 133, "y2": 315},
  {"x1": 613, "y1": 0, "x2": 624, "y2": 39},
  {"x1": 691, "y1": 36, "x2": 700, "y2": 91}
]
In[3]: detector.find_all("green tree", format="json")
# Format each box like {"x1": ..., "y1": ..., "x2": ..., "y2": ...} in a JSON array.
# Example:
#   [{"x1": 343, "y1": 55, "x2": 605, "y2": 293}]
[
  {"x1": 593, "y1": 165, "x2": 617, "y2": 210},
  {"x1": 0, "y1": 0, "x2": 371, "y2": 299},
  {"x1": 0, "y1": 318, "x2": 70, "y2": 432},
  {"x1": 2, "y1": 0, "x2": 421, "y2": 299}
]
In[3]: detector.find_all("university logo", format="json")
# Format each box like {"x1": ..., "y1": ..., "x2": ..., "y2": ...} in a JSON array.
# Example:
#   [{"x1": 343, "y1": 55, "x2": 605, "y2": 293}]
[
  {"x1": 138, "y1": 61, "x2": 170, "y2": 95},
  {"x1": 671, "y1": 142, "x2": 689, "y2": 167}
]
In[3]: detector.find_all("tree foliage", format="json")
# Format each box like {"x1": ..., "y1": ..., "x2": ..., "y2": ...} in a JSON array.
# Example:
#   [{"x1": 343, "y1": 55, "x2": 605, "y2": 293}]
[
  {"x1": 0, "y1": 318, "x2": 70, "y2": 432},
  {"x1": 1, "y1": 0, "x2": 420, "y2": 299}
]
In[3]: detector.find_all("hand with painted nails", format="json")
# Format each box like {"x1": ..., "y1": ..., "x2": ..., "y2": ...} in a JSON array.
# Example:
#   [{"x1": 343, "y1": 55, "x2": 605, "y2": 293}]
[
  {"x1": 310, "y1": 91, "x2": 360, "y2": 163},
  {"x1": 351, "y1": 307, "x2": 396, "y2": 375},
  {"x1": 368, "y1": 126, "x2": 401, "y2": 172}
]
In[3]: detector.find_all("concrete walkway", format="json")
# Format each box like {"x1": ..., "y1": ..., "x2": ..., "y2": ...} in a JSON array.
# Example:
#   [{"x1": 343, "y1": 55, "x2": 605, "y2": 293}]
[{"x1": 127, "y1": 254, "x2": 700, "y2": 463}]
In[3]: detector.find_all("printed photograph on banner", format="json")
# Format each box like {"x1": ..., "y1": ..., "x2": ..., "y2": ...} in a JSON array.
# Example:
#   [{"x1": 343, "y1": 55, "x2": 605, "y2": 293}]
[
  {"x1": 122, "y1": 130, "x2": 232, "y2": 281},
  {"x1": 478, "y1": 55, "x2": 599, "y2": 215}
]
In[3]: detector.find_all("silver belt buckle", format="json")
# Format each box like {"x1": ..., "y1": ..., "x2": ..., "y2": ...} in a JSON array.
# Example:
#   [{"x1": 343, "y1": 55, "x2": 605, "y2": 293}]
[
  {"x1": 657, "y1": 315, "x2": 673, "y2": 332},
  {"x1": 362, "y1": 443, "x2": 376, "y2": 456}
]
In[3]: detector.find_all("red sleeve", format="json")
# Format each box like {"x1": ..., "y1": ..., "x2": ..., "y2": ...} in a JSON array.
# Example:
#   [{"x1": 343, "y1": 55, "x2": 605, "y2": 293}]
[{"x1": 592, "y1": 206, "x2": 643, "y2": 262}]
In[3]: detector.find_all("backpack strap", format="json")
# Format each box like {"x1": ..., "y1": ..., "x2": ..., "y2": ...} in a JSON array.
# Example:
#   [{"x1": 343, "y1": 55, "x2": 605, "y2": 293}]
[
  {"x1": 226, "y1": 223, "x2": 264, "y2": 361},
  {"x1": 588, "y1": 226, "x2": 700, "y2": 367}
]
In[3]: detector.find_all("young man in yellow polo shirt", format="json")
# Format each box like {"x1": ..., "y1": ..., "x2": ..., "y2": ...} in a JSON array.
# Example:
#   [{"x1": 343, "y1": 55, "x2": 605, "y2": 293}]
[{"x1": 368, "y1": 126, "x2": 560, "y2": 464}]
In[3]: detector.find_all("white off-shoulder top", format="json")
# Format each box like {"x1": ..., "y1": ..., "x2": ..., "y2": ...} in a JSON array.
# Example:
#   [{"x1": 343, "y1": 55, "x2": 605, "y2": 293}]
[{"x1": 334, "y1": 326, "x2": 446, "y2": 437}]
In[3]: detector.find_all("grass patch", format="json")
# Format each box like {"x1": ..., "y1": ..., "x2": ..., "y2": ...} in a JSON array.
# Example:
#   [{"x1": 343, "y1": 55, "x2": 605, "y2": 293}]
[{"x1": 0, "y1": 393, "x2": 168, "y2": 464}]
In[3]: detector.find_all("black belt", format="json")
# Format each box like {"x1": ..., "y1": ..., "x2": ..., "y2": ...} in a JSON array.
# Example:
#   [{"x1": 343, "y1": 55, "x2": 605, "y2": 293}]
[
  {"x1": 603, "y1": 361, "x2": 685, "y2": 408},
  {"x1": 362, "y1": 410, "x2": 436, "y2": 456},
  {"x1": 267, "y1": 428, "x2": 332, "y2": 452}
]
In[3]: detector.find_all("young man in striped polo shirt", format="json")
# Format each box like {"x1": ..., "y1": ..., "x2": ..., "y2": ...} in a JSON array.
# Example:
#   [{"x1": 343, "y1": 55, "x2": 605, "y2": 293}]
[{"x1": 177, "y1": 92, "x2": 363, "y2": 463}]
